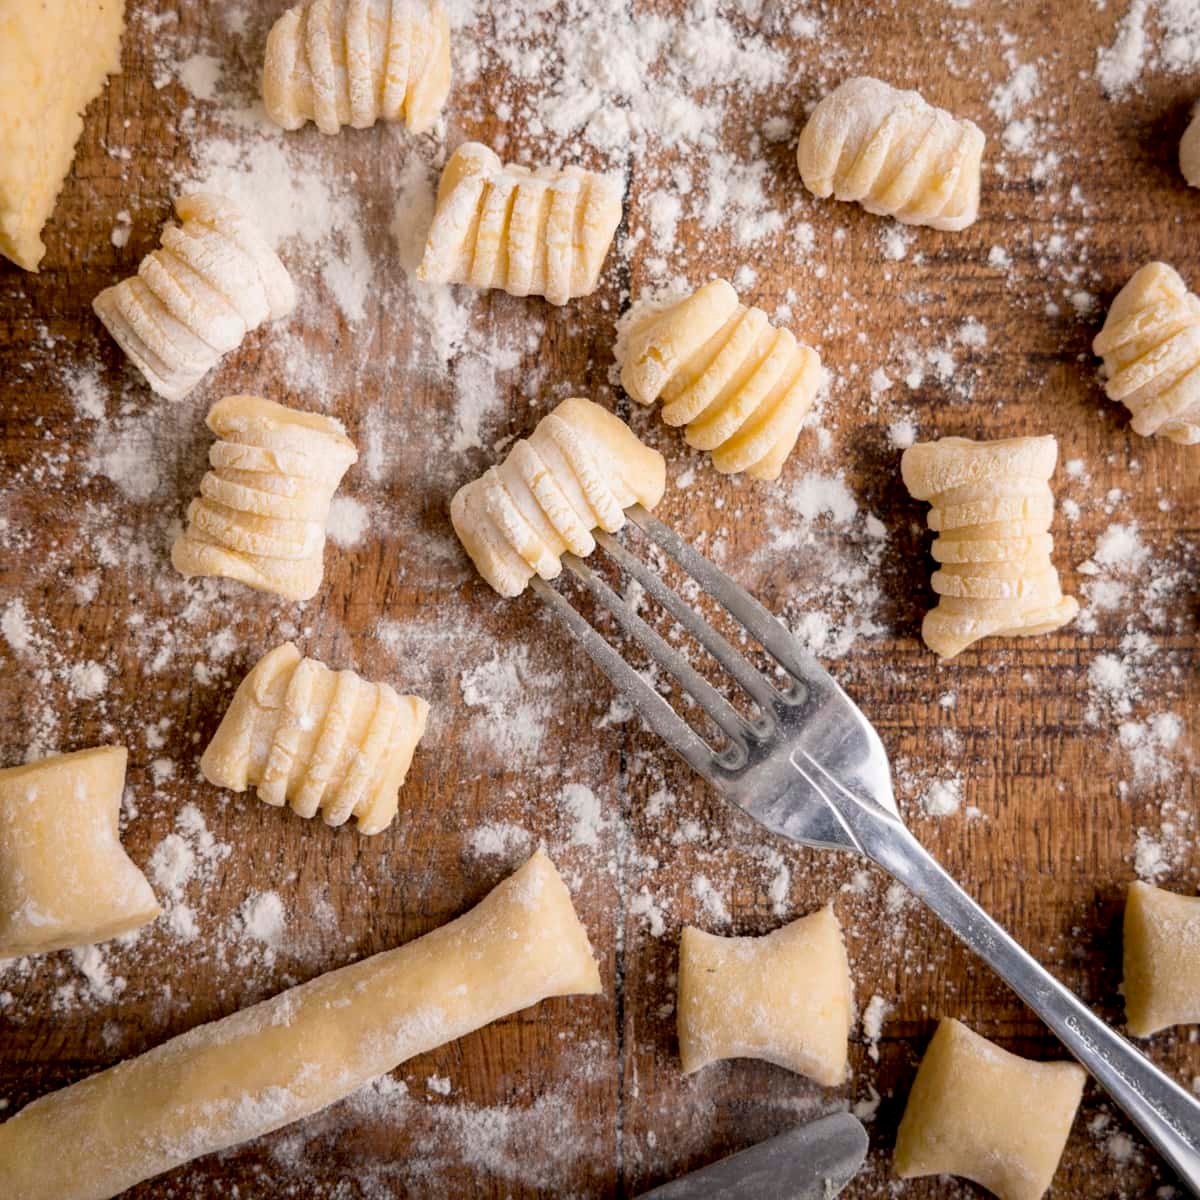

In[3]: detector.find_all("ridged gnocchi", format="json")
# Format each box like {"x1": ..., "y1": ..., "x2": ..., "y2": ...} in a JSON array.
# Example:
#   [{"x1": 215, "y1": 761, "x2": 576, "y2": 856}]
[
  {"x1": 451, "y1": 398, "x2": 665, "y2": 597},
  {"x1": 617, "y1": 279, "x2": 824, "y2": 480},
  {"x1": 201, "y1": 642, "x2": 429, "y2": 836},
  {"x1": 797, "y1": 76, "x2": 984, "y2": 231},
  {"x1": 171, "y1": 395, "x2": 358, "y2": 602},
  {"x1": 93, "y1": 194, "x2": 296, "y2": 402},
  {"x1": 1123, "y1": 880, "x2": 1200, "y2": 1037},
  {"x1": 417, "y1": 142, "x2": 623, "y2": 306}
]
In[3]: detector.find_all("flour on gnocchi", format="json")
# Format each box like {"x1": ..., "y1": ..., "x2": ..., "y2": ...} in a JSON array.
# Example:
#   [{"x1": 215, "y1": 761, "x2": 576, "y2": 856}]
[
  {"x1": 171, "y1": 395, "x2": 358, "y2": 602},
  {"x1": 1123, "y1": 880, "x2": 1200, "y2": 1037},
  {"x1": 417, "y1": 142, "x2": 623, "y2": 306},
  {"x1": 93, "y1": 194, "x2": 295, "y2": 402},
  {"x1": 1093, "y1": 261, "x2": 1200, "y2": 445},
  {"x1": 901, "y1": 435, "x2": 1078, "y2": 659},
  {"x1": 617, "y1": 279, "x2": 824, "y2": 481},
  {"x1": 797, "y1": 76, "x2": 984, "y2": 231},
  {"x1": 263, "y1": 0, "x2": 451, "y2": 135},
  {"x1": 201, "y1": 642, "x2": 428, "y2": 836}
]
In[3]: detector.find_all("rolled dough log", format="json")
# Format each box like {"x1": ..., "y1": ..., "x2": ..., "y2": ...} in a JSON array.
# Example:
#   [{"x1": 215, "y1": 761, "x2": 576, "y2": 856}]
[
  {"x1": 1123, "y1": 879, "x2": 1200, "y2": 1037},
  {"x1": 0, "y1": 849, "x2": 601, "y2": 1200},
  {"x1": 0, "y1": 746, "x2": 160, "y2": 958},
  {"x1": 893, "y1": 1017, "x2": 1085, "y2": 1200}
]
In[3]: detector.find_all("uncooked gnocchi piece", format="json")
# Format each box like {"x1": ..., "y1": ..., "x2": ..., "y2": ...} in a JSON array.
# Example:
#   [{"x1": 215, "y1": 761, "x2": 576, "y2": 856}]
[
  {"x1": 451, "y1": 397, "x2": 665, "y2": 597},
  {"x1": 201, "y1": 641, "x2": 428, "y2": 836},
  {"x1": 900, "y1": 435, "x2": 1078, "y2": 659},
  {"x1": 0, "y1": 850, "x2": 601, "y2": 1200},
  {"x1": 893, "y1": 1018, "x2": 1085, "y2": 1200},
  {"x1": 617, "y1": 279, "x2": 824, "y2": 480},
  {"x1": 0, "y1": 747, "x2": 160, "y2": 959},
  {"x1": 1092, "y1": 261, "x2": 1200, "y2": 445},
  {"x1": 263, "y1": 0, "x2": 451, "y2": 135},
  {"x1": 797, "y1": 76, "x2": 984, "y2": 231},
  {"x1": 93, "y1": 194, "x2": 296, "y2": 402},
  {"x1": 417, "y1": 142, "x2": 623, "y2": 306},
  {"x1": 1181, "y1": 105, "x2": 1200, "y2": 188},
  {"x1": 171, "y1": 395, "x2": 358, "y2": 602},
  {"x1": 1123, "y1": 880, "x2": 1200, "y2": 1037},
  {"x1": 676, "y1": 905, "x2": 852, "y2": 1086}
]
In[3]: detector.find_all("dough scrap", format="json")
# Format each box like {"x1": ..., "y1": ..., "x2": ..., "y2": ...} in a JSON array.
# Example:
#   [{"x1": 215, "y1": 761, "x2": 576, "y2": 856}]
[
  {"x1": 893, "y1": 1018, "x2": 1085, "y2": 1200},
  {"x1": 1123, "y1": 879, "x2": 1200, "y2": 1037},
  {"x1": 451, "y1": 397, "x2": 666, "y2": 596},
  {"x1": 0, "y1": 850, "x2": 600, "y2": 1200},
  {"x1": 797, "y1": 76, "x2": 984, "y2": 231},
  {"x1": 901, "y1": 435, "x2": 1078, "y2": 658},
  {"x1": 201, "y1": 641, "x2": 428, "y2": 836},
  {"x1": 0, "y1": 747, "x2": 160, "y2": 959},
  {"x1": 0, "y1": 0, "x2": 125, "y2": 270},
  {"x1": 263, "y1": 0, "x2": 450, "y2": 135},
  {"x1": 1181, "y1": 104, "x2": 1200, "y2": 188},
  {"x1": 1092, "y1": 261, "x2": 1200, "y2": 445},
  {"x1": 417, "y1": 142, "x2": 624, "y2": 306},
  {"x1": 676, "y1": 905, "x2": 852, "y2": 1086},
  {"x1": 171, "y1": 395, "x2": 358, "y2": 602},
  {"x1": 618, "y1": 279, "x2": 824, "y2": 481},
  {"x1": 93, "y1": 194, "x2": 296, "y2": 402}
]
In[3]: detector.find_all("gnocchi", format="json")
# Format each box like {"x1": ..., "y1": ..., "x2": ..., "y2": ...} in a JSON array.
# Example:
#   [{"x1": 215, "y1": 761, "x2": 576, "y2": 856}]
[{"x1": 1123, "y1": 880, "x2": 1200, "y2": 1037}]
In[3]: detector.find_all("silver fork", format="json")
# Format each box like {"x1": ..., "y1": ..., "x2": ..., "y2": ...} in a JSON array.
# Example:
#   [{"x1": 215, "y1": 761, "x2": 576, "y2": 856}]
[{"x1": 531, "y1": 505, "x2": 1200, "y2": 1193}]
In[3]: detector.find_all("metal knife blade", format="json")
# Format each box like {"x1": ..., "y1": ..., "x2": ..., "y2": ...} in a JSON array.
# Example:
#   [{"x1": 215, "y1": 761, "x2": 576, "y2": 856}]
[{"x1": 633, "y1": 1112, "x2": 868, "y2": 1200}]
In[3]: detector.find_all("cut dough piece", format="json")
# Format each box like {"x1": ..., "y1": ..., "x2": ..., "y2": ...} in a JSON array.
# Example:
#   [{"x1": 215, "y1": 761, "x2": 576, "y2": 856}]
[
  {"x1": 0, "y1": 0, "x2": 125, "y2": 270},
  {"x1": 417, "y1": 142, "x2": 623, "y2": 305},
  {"x1": 0, "y1": 850, "x2": 600, "y2": 1200},
  {"x1": 93, "y1": 194, "x2": 296, "y2": 401},
  {"x1": 263, "y1": 0, "x2": 450, "y2": 135},
  {"x1": 797, "y1": 76, "x2": 984, "y2": 231},
  {"x1": 617, "y1": 279, "x2": 824, "y2": 481},
  {"x1": 901, "y1": 435, "x2": 1078, "y2": 658},
  {"x1": 0, "y1": 747, "x2": 160, "y2": 958},
  {"x1": 201, "y1": 642, "x2": 428, "y2": 835},
  {"x1": 676, "y1": 905, "x2": 852, "y2": 1086},
  {"x1": 1182, "y1": 105, "x2": 1200, "y2": 188},
  {"x1": 893, "y1": 1018, "x2": 1085, "y2": 1200},
  {"x1": 451, "y1": 397, "x2": 665, "y2": 597},
  {"x1": 1093, "y1": 261, "x2": 1200, "y2": 445},
  {"x1": 1123, "y1": 879, "x2": 1200, "y2": 1037},
  {"x1": 171, "y1": 395, "x2": 358, "y2": 602}
]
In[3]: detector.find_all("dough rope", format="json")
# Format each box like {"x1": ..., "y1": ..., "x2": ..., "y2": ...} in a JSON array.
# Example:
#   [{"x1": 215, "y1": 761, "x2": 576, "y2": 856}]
[
  {"x1": 263, "y1": 0, "x2": 451, "y2": 135},
  {"x1": 93, "y1": 194, "x2": 296, "y2": 402},
  {"x1": 171, "y1": 395, "x2": 358, "y2": 602},
  {"x1": 1181, "y1": 104, "x2": 1200, "y2": 189},
  {"x1": 1123, "y1": 880, "x2": 1200, "y2": 1037},
  {"x1": 1092, "y1": 261, "x2": 1200, "y2": 445},
  {"x1": 617, "y1": 279, "x2": 824, "y2": 480},
  {"x1": 0, "y1": 747, "x2": 160, "y2": 959},
  {"x1": 797, "y1": 76, "x2": 984, "y2": 231},
  {"x1": 451, "y1": 397, "x2": 665, "y2": 596},
  {"x1": 201, "y1": 642, "x2": 428, "y2": 836},
  {"x1": 676, "y1": 905, "x2": 852, "y2": 1086},
  {"x1": 893, "y1": 1018, "x2": 1085, "y2": 1200},
  {"x1": 0, "y1": 851, "x2": 601, "y2": 1200},
  {"x1": 417, "y1": 142, "x2": 624, "y2": 306},
  {"x1": 901, "y1": 435, "x2": 1078, "y2": 658}
]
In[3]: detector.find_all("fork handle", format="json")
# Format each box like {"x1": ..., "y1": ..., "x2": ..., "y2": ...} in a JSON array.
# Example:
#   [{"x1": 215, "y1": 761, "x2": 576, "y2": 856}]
[{"x1": 867, "y1": 821, "x2": 1200, "y2": 1193}]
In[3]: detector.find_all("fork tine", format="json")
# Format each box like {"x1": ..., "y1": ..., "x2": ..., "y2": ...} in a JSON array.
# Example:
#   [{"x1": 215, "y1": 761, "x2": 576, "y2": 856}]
[{"x1": 530, "y1": 577, "x2": 718, "y2": 777}]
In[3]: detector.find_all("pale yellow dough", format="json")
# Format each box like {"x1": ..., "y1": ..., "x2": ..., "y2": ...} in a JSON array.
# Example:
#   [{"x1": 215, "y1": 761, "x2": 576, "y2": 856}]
[
  {"x1": 1093, "y1": 261, "x2": 1200, "y2": 445},
  {"x1": 676, "y1": 906, "x2": 852, "y2": 1086},
  {"x1": 893, "y1": 1018, "x2": 1085, "y2": 1200},
  {"x1": 0, "y1": 0, "x2": 125, "y2": 270},
  {"x1": 901, "y1": 435, "x2": 1078, "y2": 658},
  {"x1": 0, "y1": 747, "x2": 159, "y2": 959},
  {"x1": 418, "y1": 142, "x2": 624, "y2": 306},
  {"x1": 0, "y1": 850, "x2": 600, "y2": 1200},
  {"x1": 201, "y1": 641, "x2": 428, "y2": 835},
  {"x1": 1123, "y1": 880, "x2": 1200, "y2": 1037},
  {"x1": 797, "y1": 76, "x2": 984, "y2": 232},
  {"x1": 263, "y1": 0, "x2": 451, "y2": 135},
  {"x1": 171, "y1": 395, "x2": 358, "y2": 602},
  {"x1": 450, "y1": 397, "x2": 666, "y2": 597},
  {"x1": 618, "y1": 279, "x2": 824, "y2": 480}
]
